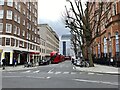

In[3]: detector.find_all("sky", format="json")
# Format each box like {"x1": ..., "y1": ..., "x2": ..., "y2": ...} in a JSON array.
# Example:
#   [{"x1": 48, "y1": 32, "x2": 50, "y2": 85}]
[{"x1": 38, "y1": 0, "x2": 70, "y2": 37}]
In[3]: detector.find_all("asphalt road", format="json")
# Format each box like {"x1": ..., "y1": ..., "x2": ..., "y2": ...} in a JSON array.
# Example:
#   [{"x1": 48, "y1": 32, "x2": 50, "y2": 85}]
[{"x1": 2, "y1": 61, "x2": 119, "y2": 88}]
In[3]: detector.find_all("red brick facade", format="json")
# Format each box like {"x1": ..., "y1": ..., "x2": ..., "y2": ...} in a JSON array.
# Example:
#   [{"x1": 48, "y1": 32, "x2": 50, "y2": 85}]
[{"x1": 91, "y1": 2, "x2": 120, "y2": 65}]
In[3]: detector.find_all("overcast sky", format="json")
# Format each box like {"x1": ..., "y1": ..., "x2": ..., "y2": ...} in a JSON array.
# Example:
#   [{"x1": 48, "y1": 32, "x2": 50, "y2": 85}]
[
  {"x1": 38, "y1": 0, "x2": 70, "y2": 37},
  {"x1": 38, "y1": 0, "x2": 87, "y2": 37}
]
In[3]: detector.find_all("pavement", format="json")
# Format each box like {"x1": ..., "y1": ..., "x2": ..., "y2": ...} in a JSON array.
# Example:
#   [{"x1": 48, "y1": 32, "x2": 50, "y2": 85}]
[
  {"x1": 0, "y1": 63, "x2": 119, "y2": 75},
  {"x1": 74, "y1": 64, "x2": 120, "y2": 75},
  {"x1": 0, "y1": 65, "x2": 38, "y2": 72}
]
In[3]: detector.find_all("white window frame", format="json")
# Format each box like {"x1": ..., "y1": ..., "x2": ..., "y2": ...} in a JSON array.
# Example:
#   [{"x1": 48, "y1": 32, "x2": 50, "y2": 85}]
[
  {"x1": 5, "y1": 38, "x2": 11, "y2": 46},
  {"x1": 17, "y1": 27, "x2": 20, "y2": 35},
  {"x1": 116, "y1": 32, "x2": 119, "y2": 53},
  {"x1": 13, "y1": 39, "x2": 16, "y2": 47},
  {"x1": 0, "y1": 0, "x2": 4, "y2": 5},
  {"x1": 6, "y1": 23, "x2": 12, "y2": 33},
  {"x1": 7, "y1": 0, "x2": 13, "y2": 7},
  {"x1": 23, "y1": 8, "x2": 25, "y2": 15},
  {"x1": 18, "y1": 16, "x2": 20, "y2": 24},
  {"x1": 23, "y1": 20, "x2": 25, "y2": 25},
  {"x1": 0, "y1": 10, "x2": 4, "y2": 19},
  {"x1": 14, "y1": 25, "x2": 17, "y2": 34},
  {"x1": 22, "y1": 30, "x2": 25, "y2": 36},
  {"x1": 7, "y1": 10, "x2": 12, "y2": 19},
  {"x1": 0, "y1": 23, "x2": 3, "y2": 32},
  {"x1": 14, "y1": 13, "x2": 17, "y2": 22}
]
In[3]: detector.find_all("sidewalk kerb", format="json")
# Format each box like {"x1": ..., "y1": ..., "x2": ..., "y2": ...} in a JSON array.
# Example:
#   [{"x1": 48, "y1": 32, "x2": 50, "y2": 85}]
[{"x1": 74, "y1": 66, "x2": 120, "y2": 75}]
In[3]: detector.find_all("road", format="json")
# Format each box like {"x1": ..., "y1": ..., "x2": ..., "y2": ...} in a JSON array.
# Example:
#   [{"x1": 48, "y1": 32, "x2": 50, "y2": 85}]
[{"x1": 2, "y1": 61, "x2": 119, "y2": 88}]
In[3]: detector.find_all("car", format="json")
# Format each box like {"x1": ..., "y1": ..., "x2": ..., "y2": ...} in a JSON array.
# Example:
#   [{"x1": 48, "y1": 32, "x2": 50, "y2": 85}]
[
  {"x1": 64, "y1": 56, "x2": 71, "y2": 60},
  {"x1": 39, "y1": 59, "x2": 50, "y2": 65}
]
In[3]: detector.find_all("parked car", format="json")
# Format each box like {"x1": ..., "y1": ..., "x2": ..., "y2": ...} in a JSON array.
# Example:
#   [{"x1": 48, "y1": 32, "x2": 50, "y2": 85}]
[{"x1": 39, "y1": 59, "x2": 50, "y2": 65}]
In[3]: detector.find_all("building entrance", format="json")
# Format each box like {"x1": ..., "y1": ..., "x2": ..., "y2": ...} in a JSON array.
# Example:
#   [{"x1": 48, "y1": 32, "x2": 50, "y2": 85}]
[{"x1": 5, "y1": 52, "x2": 10, "y2": 65}]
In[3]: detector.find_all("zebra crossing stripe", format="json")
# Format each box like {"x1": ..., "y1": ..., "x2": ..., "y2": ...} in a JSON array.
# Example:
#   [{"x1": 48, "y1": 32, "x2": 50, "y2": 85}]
[
  {"x1": 63, "y1": 72, "x2": 69, "y2": 74},
  {"x1": 33, "y1": 70, "x2": 40, "y2": 73},
  {"x1": 22, "y1": 70, "x2": 31, "y2": 73},
  {"x1": 55, "y1": 72, "x2": 61, "y2": 74},
  {"x1": 97, "y1": 73, "x2": 103, "y2": 75},
  {"x1": 71, "y1": 72, "x2": 76, "y2": 74},
  {"x1": 88, "y1": 73, "x2": 95, "y2": 75},
  {"x1": 48, "y1": 72, "x2": 54, "y2": 74}
]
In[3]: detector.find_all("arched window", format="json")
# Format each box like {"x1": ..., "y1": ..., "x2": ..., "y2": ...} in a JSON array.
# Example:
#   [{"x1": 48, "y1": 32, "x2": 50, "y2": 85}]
[
  {"x1": 103, "y1": 37, "x2": 107, "y2": 57},
  {"x1": 115, "y1": 32, "x2": 119, "y2": 53},
  {"x1": 98, "y1": 43, "x2": 100, "y2": 58}
]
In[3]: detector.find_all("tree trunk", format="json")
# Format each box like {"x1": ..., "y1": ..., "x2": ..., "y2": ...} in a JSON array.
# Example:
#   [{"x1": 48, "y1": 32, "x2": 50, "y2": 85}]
[
  {"x1": 87, "y1": 46, "x2": 94, "y2": 67},
  {"x1": 81, "y1": 45, "x2": 86, "y2": 60}
]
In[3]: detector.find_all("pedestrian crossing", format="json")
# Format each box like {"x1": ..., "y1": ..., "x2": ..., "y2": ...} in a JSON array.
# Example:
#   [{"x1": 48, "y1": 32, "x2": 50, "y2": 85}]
[{"x1": 6, "y1": 70, "x2": 104, "y2": 76}]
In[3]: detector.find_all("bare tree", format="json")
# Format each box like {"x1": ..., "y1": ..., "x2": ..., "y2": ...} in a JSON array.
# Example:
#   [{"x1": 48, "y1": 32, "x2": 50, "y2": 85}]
[{"x1": 64, "y1": 0, "x2": 111, "y2": 67}]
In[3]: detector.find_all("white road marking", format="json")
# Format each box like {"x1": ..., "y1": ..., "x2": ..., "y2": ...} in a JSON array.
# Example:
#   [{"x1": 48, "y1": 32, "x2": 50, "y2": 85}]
[
  {"x1": 46, "y1": 77, "x2": 51, "y2": 79},
  {"x1": 73, "y1": 67, "x2": 76, "y2": 70},
  {"x1": 3, "y1": 75, "x2": 51, "y2": 79},
  {"x1": 71, "y1": 72, "x2": 76, "y2": 74},
  {"x1": 48, "y1": 72, "x2": 54, "y2": 74},
  {"x1": 73, "y1": 79, "x2": 119, "y2": 86},
  {"x1": 3, "y1": 76, "x2": 22, "y2": 78},
  {"x1": 48, "y1": 68, "x2": 54, "y2": 73},
  {"x1": 26, "y1": 76, "x2": 45, "y2": 79},
  {"x1": 63, "y1": 72, "x2": 69, "y2": 74},
  {"x1": 97, "y1": 73, "x2": 103, "y2": 75},
  {"x1": 22, "y1": 70, "x2": 31, "y2": 73},
  {"x1": 88, "y1": 73, "x2": 95, "y2": 75},
  {"x1": 55, "y1": 72, "x2": 61, "y2": 74},
  {"x1": 33, "y1": 70, "x2": 40, "y2": 73}
]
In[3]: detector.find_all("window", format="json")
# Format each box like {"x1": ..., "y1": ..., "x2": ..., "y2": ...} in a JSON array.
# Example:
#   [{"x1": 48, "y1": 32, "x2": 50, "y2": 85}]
[
  {"x1": 0, "y1": 0, "x2": 4, "y2": 5},
  {"x1": 98, "y1": 43, "x2": 100, "y2": 58},
  {"x1": 23, "y1": 20, "x2": 25, "y2": 25},
  {"x1": 23, "y1": 8, "x2": 25, "y2": 15},
  {"x1": 108, "y1": 33, "x2": 112, "y2": 57},
  {"x1": 18, "y1": 3, "x2": 21, "y2": 12},
  {"x1": 0, "y1": 38, "x2": 2, "y2": 45},
  {"x1": 0, "y1": 23, "x2": 3, "y2": 32},
  {"x1": 6, "y1": 38, "x2": 10, "y2": 46},
  {"x1": 32, "y1": 35, "x2": 34, "y2": 40},
  {"x1": 14, "y1": 25, "x2": 17, "y2": 34},
  {"x1": 22, "y1": 30, "x2": 25, "y2": 36},
  {"x1": 12, "y1": 39, "x2": 15, "y2": 47},
  {"x1": 112, "y1": 2, "x2": 117, "y2": 15},
  {"x1": 6, "y1": 23, "x2": 12, "y2": 33},
  {"x1": 7, "y1": 0, "x2": 13, "y2": 7},
  {"x1": 17, "y1": 27, "x2": 20, "y2": 35},
  {"x1": 27, "y1": 33, "x2": 29, "y2": 39},
  {"x1": 7, "y1": 10, "x2": 12, "y2": 19},
  {"x1": 14, "y1": 2, "x2": 17, "y2": 9},
  {"x1": 29, "y1": 34, "x2": 31, "y2": 40},
  {"x1": 103, "y1": 37, "x2": 107, "y2": 57},
  {"x1": 0, "y1": 10, "x2": 4, "y2": 19},
  {"x1": 14, "y1": 13, "x2": 17, "y2": 22},
  {"x1": 18, "y1": 16, "x2": 20, "y2": 24},
  {"x1": 116, "y1": 32, "x2": 119, "y2": 53}
]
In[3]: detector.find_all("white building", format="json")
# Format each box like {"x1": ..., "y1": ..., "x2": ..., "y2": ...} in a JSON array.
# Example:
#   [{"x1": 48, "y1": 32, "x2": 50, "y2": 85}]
[
  {"x1": 59, "y1": 34, "x2": 75, "y2": 57},
  {"x1": 38, "y1": 24, "x2": 59, "y2": 59}
]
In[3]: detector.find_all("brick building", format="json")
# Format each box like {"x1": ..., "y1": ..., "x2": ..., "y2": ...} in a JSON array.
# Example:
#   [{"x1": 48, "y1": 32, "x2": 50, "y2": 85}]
[
  {"x1": 91, "y1": 1, "x2": 120, "y2": 66},
  {"x1": 0, "y1": 0, "x2": 40, "y2": 65}
]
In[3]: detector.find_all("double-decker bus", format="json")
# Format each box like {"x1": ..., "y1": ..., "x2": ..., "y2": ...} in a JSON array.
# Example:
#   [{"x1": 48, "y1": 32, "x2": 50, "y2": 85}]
[{"x1": 50, "y1": 51, "x2": 64, "y2": 64}]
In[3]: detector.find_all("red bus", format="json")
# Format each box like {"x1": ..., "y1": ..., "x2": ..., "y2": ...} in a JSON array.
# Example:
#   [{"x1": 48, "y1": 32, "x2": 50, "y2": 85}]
[{"x1": 50, "y1": 51, "x2": 64, "y2": 64}]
